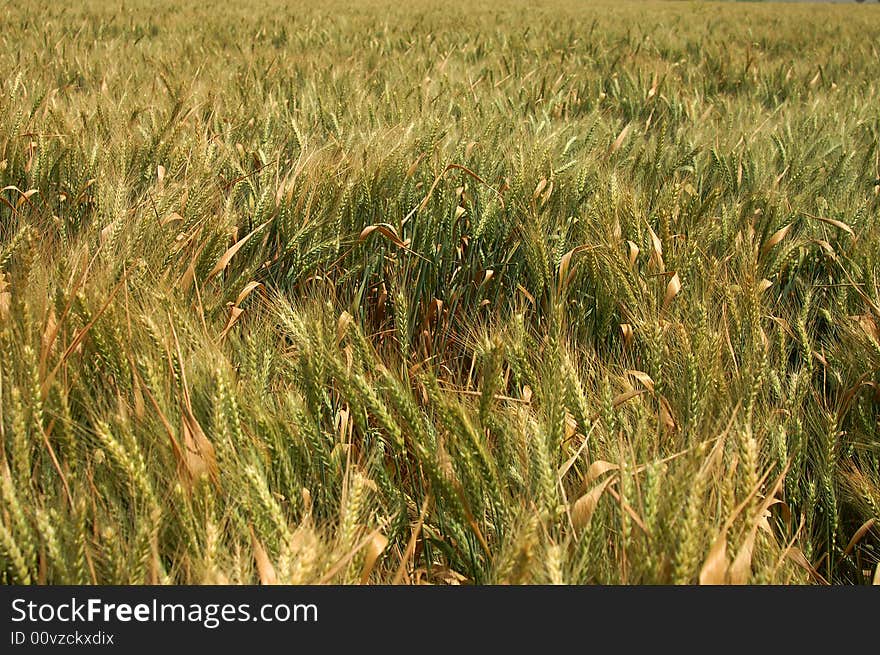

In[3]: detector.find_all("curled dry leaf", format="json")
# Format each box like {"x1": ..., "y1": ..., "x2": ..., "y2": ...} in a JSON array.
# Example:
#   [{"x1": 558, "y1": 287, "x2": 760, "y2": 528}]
[
  {"x1": 571, "y1": 476, "x2": 615, "y2": 531},
  {"x1": 0, "y1": 272, "x2": 10, "y2": 321},
  {"x1": 761, "y1": 223, "x2": 791, "y2": 257},
  {"x1": 207, "y1": 220, "x2": 270, "y2": 282},
  {"x1": 856, "y1": 314, "x2": 880, "y2": 346},
  {"x1": 161, "y1": 211, "x2": 184, "y2": 226},
  {"x1": 647, "y1": 74, "x2": 659, "y2": 100},
  {"x1": 219, "y1": 306, "x2": 244, "y2": 340},
  {"x1": 14, "y1": 187, "x2": 39, "y2": 209},
  {"x1": 584, "y1": 460, "x2": 620, "y2": 485},
  {"x1": 234, "y1": 280, "x2": 264, "y2": 307},
  {"x1": 699, "y1": 535, "x2": 728, "y2": 585},
  {"x1": 558, "y1": 249, "x2": 574, "y2": 290},
  {"x1": 646, "y1": 223, "x2": 665, "y2": 272},
  {"x1": 405, "y1": 153, "x2": 426, "y2": 178},
  {"x1": 627, "y1": 240, "x2": 639, "y2": 268},
  {"x1": 610, "y1": 389, "x2": 645, "y2": 412},
  {"x1": 302, "y1": 487, "x2": 313, "y2": 516},
  {"x1": 335, "y1": 407, "x2": 351, "y2": 443},
  {"x1": 663, "y1": 272, "x2": 681, "y2": 310},
  {"x1": 729, "y1": 531, "x2": 757, "y2": 585},
  {"x1": 517, "y1": 284, "x2": 536, "y2": 306},
  {"x1": 557, "y1": 244, "x2": 593, "y2": 290},
  {"x1": 658, "y1": 396, "x2": 677, "y2": 432},
  {"x1": 726, "y1": 464, "x2": 790, "y2": 584},
  {"x1": 40, "y1": 306, "x2": 58, "y2": 372},
  {"x1": 540, "y1": 180, "x2": 554, "y2": 205},
  {"x1": 785, "y1": 546, "x2": 828, "y2": 584},
  {"x1": 251, "y1": 529, "x2": 278, "y2": 585},
  {"x1": 359, "y1": 532, "x2": 389, "y2": 584},
  {"x1": 842, "y1": 518, "x2": 876, "y2": 558},
  {"x1": 219, "y1": 280, "x2": 263, "y2": 340},
  {"x1": 337, "y1": 310, "x2": 354, "y2": 345},
  {"x1": 359, "y1": 223, "x2": 409, "y2": 249},
  {"x1": 610, "y1": 123, "x2": 632, "y2": 154},
  {"x1": 808, "y1": 215, "x2": 854, "y2": 237},
  {"x1": 533, "y1": 178, "x2": 547, "y2": 199},
  {"x1": 626, "y1": 369, "x2": 655, "y2": 393},
  {"x1": 180, "y1": 407, "x2": 218, "y2": 482}
]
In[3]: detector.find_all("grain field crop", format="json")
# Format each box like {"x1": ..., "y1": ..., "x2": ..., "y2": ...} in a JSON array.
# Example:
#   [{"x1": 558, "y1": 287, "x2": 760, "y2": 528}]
[{"x1": 1, "y1": 0, "x2": 879, "y2": 584}]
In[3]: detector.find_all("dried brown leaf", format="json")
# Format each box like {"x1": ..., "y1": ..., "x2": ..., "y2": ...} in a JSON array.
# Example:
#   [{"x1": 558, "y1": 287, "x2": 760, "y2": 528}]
[
  {"x1": 181, "y1": 408, "x2": 218, "y2": 482},
  {"x1": 626, "y1": 370, "x2": 655, "y2": 393},
  {"x1": 843, "y1": 518, "x2": 876, "y2": 558},
  {"x1": 161, "y1": 211, "x2": 184, "y2": 227},
  {"x1": 610, "y1": 123, "x2": 632, "y2": 154},
  {"x1": 857, "y1": 314, "x2": 879, "y2": 345},
  {"x1": 358, "y1": 223, "x2": 408, "y2": 249},
  {"x1": 646, "y1": 223, "x2": 665, "y2": 272},
  {"x1": 207, "y1": 220, "x2": 270, "y2": 282},
  {"x1": 219, "y1": 306, "x2": 244, "y2": 340},
  {"x1": 663, "y1": 272, "x2": 681, "y2": 310},
  {"x1": 627, "y1": 240, "x2": 639, "y2": 268},
  {"x1": 659, "y1": 396, "x2": 677, "y2": 432},
  {"x1": 533, "y1": 178, "x2": 547, "y2": 199},
  {"x1": 761, "y1": 224, "x2": 792, "y2": 257},
  {"x1": 808, "y1": 215, "x2": 854, "y2": 237},
  {"x1": 728, "y1": 531, "x2": 757, "y2": 585},
  {"x1": 571, "y1": 476, "x2": 614, "y2": 531},
  {"x1": 359, "y1": 532, "x2": 389, "y2": 584},
  {"x1": 785, "y1": 546, "x2": 828, "y2": 584},
  {"x1": 337, "y1": 311, "x2": 354, "y2": 346},
  {"x1": 251, "y1": 530, "x2": 278, "y2": 585},
  {"x1": 557, "y1": 244, "x2": 594, "y2": 290},
  {"x1": 0, "y1": 272, "x2": 11, "y2": 321},
  {"x1": 234, "y1": 281, "x2": 264, "y2": 308},
  {"x1": 584, "y1": 460, "x2": 620, "y2": 485},
  {"x1": 699, "y1": 535, "x2": 728, "y2": 585}
]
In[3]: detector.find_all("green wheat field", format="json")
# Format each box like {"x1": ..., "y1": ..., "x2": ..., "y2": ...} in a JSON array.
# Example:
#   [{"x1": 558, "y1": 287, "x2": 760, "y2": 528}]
[{"x1": 1, "y1": 0, "x2": 879, "y2": 585}]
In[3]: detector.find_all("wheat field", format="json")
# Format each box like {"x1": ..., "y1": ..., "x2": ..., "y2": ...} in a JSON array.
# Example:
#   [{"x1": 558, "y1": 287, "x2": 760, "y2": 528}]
[{"x1": 1, "y1": 0, "x2": 879, "y2": 585}]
